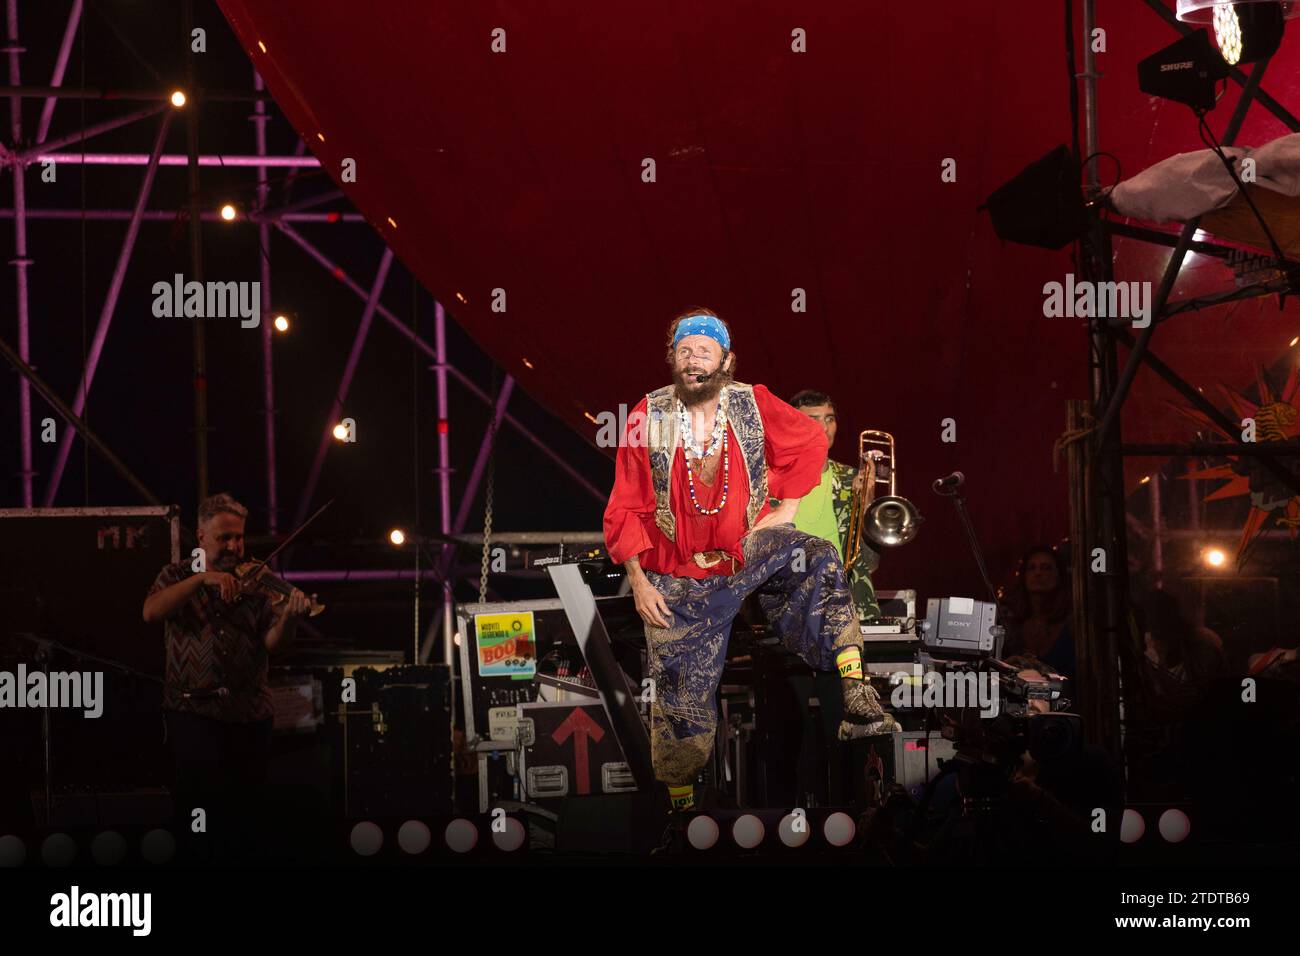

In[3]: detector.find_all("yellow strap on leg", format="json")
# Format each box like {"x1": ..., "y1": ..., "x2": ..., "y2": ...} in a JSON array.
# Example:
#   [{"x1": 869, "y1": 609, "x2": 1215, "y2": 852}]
[
  {"x1": 836, "y1": 646, "x2": 863, "y2": 681},
  {"x1": 668, "y1": 783, "x2": 695, "y2": 811}
]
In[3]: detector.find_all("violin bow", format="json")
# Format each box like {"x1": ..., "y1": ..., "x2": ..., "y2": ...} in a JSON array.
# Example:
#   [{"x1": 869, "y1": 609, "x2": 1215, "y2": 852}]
[{"x1": 240, "y1": 498, "x2": 334, "y2": 580}]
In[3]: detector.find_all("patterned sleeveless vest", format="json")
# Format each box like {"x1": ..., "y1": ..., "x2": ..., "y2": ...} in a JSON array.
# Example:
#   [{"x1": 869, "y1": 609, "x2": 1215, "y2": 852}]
[{"x1": 644, "y1": 381, "x2": 768, "y2": 542}]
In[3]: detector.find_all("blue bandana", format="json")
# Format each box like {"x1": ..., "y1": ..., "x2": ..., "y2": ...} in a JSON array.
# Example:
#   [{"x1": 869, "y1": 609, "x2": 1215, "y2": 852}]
[{"x1": 672, "y1": 314, "x2": 730, "y2": 352}]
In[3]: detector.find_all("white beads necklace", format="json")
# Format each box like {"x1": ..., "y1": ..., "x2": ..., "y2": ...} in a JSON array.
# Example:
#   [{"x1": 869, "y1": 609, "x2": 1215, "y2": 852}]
[{"x1": 677, "y1": 394, "x2": 726, "y2": 461}]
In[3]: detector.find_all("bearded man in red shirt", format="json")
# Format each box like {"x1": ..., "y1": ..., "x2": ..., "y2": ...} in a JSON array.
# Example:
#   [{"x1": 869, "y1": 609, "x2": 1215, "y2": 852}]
[{"x1": 604, "y1": 308, "x2": 898, "y2": 811}]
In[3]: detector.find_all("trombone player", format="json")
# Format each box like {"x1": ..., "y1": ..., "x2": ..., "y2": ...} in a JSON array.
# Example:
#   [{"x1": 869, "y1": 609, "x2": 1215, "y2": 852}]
[{"x1": 788, "y1": 389, "x2": 883, "y2": 622}]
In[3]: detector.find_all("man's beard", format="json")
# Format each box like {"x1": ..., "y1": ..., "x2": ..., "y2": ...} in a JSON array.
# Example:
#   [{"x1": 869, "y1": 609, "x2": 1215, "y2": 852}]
[
  {"x1": 673, "y1": 365, "x2": 731, "y2": 406},
  {"x1": 213, "y1": 551, "x2": 240, "y2": 571}
]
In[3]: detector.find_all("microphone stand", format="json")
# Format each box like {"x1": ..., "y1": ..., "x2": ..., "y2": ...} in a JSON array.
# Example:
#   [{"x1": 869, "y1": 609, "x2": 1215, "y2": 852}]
[
  {"x1": 934, "y1": 483, "x2": 999, "y2": 606},
  {"x1": 10, "y1": 632, "x2": 163, "y2": 827}
]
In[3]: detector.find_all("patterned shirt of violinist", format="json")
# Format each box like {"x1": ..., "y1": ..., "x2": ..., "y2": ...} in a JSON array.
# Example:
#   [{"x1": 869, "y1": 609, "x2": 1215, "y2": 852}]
[{"x1": 143, "y1": 493, "x2": 311, "y2": 723}]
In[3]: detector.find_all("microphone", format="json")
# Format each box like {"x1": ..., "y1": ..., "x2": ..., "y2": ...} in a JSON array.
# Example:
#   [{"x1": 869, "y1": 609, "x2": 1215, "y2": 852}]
[
  {"x1": 932, "y1": 471, "x2": 965, "y2": 494},
  {"x1": 692, "y1": 370, "x2": 714, "y2": 383}
]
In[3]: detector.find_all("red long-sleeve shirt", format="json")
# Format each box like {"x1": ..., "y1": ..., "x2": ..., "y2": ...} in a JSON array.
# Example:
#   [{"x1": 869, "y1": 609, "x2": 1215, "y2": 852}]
[{"x1": 603, "y1": 384, "x2": 827, "y2": 579}]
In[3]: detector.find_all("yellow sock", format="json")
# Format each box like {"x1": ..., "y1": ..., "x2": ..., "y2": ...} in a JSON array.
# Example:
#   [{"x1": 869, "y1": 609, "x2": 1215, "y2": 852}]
[
  {"x1": 836, "y1": 646, "x2": 863, "y2": 681},
  {"x1": 668, "y1": 783, "x2": 695, "y2": 811}
]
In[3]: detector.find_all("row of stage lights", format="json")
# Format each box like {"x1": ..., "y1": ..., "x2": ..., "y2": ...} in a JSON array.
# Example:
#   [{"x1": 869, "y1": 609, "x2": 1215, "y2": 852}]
[
  {"x1": 0, "y1": 806, "x2": 1197, "y2": 866},
  {"x1": 161, "y1": 88, "x2": 291, "y2": 336}
]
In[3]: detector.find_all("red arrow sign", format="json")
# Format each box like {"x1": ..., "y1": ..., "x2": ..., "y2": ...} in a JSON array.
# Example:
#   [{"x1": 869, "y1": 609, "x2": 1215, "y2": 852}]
[{"x1": 551, "y1": 707, "x2": 606, "y2": 795}]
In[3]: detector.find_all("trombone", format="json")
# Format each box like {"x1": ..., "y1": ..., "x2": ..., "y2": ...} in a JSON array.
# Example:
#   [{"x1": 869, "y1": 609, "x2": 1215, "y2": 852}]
[{"x1": 844, "y1": 430, "x2": 921, "y2": 569}]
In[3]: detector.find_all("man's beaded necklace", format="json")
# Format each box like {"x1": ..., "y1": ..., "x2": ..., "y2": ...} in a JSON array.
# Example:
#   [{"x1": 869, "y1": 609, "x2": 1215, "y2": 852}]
[{"x1": 678, "y1": 395, "x2": 729, "y2": 515}]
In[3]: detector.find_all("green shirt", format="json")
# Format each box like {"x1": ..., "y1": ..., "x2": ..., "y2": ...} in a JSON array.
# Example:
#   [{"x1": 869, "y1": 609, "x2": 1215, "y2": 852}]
[
  {"x1": 793, "y1": 466, "x2": 842, "y2": 560},
  {"x1": 774, "y1": 459, "x2": 881, "y2": 622}
]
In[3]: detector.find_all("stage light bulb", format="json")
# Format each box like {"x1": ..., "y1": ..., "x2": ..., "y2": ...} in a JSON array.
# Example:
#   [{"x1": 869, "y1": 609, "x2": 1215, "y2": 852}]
[
  {"x1": 170, "y1": 90, "x2": 187, "y2": 108},
  {"x1": 1140, "y1": 475, "x2": 1151, "y2": 484},
  {"x1": 1290, "y1": 336, "x2": 1299, "y2": 347},
  {"x1": 274, "y1": 314, "x2": 289, "y2": 332},
  {"x1": 389, "y1": 529, "x2": 406, "y2": 546},
  {"x1": 1203, "y1": 547, "x2": 1227, "y2": 568},
  {"x1": 220, "y1": 204, "x2": 237, "y2": 221},
  {"x1": 1214, "y1": 4, "x2": 1244, "y2": 64},
  {"x1": 332, "y1": 423, "x2": 348, "y2": 441}
]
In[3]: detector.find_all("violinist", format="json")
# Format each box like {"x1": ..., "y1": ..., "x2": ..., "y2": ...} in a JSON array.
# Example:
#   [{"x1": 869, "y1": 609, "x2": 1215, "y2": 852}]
[{"x1": 142, "y1": 492, "x2": 310, "y2": 838}]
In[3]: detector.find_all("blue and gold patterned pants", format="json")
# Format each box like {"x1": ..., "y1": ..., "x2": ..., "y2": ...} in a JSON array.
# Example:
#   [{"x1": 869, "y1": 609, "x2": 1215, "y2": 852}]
[{"x1": 641, "y1": 523, "x2": 860, "y2": 786}]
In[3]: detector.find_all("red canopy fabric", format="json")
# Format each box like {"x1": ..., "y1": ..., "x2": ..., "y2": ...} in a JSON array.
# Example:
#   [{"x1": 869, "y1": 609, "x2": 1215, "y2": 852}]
[{"x1": 216, "y1": 0, "x2": 1300, "y2": 598}]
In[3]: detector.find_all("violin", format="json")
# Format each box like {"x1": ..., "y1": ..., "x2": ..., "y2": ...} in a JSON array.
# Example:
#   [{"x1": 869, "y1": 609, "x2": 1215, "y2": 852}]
[{"x1": 231, "y1": 560, "x2": 325, "y2": 617}]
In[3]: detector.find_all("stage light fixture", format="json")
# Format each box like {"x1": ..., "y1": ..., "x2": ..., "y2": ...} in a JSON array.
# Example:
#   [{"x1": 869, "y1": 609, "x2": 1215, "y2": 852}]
[
  {"x1": 1202, "y1": 546, "x2": 1227, "y2": 567},
  {"x1": 332, "y1": 423, "x2": 348, "y2": 441},
  {"x1": 1138, "y1": 29, "x2": 1231, "y2": 111},
  {"x1": 220, "y1": 204, "x2": 237, "y2": 221},
  {"x1": 1289, "y1": 335, "x2": 1298, "y2": 346},
  {"x1": 686, "y1": 815, "x2": 720, "y2": 850},
  {"x1": 1212, "y1": 2, "x2": 1286, "y2": 64},
  {"x1": 389, "y1": 529, "x2": 406, "y2": 546},
  {"x1": 274, "y1": 314, "x2": 290, "y2": 332},
  {"x1": 169, "y1": 90, "x2": 186, "y2": 108}
]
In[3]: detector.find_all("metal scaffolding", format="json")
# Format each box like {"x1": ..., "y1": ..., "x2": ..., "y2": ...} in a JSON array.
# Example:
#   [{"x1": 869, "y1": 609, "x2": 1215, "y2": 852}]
[
  {"x1": 1074, "y1": 0, "x2": 1300, "y2": 771},
  {"x1": 0, "y1": 0, "x2": 607, "y2": 666}
]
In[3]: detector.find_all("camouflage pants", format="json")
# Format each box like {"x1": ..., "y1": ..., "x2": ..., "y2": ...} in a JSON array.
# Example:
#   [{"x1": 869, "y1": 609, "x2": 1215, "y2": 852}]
[{"x1": 641, "y1": 523, "x2": 860, "y2": 787}]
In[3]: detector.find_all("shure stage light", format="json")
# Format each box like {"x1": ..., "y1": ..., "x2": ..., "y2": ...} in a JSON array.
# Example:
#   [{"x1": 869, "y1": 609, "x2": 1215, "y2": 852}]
[
  {"x1": 1179, "y1": 2, "x2": 1291, "y2": 65},
  {"x1": 1137, "y1": 30, "x2": 1230, "y2": 112}
]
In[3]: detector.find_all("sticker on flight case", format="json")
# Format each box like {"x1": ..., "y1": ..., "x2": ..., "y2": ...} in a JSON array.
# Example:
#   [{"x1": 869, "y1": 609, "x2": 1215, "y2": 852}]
[{"x1": 474, "y1": 611, "x2": 537, "y2": 679}]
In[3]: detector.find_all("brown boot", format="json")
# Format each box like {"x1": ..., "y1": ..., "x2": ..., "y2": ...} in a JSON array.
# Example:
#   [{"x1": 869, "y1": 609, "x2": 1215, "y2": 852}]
[{"x1": 838, "y1": 678, "x2": 900, "y2": 740}]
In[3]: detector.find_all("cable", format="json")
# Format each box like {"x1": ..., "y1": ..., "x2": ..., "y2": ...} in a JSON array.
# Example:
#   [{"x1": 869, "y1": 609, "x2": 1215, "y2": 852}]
[
  {"x1": 1195, "y1": 109, "x2": 1288, "y2": 272},
  {"x1": 1065, "y1": 0, "x2": 1080, "y2": 165}
]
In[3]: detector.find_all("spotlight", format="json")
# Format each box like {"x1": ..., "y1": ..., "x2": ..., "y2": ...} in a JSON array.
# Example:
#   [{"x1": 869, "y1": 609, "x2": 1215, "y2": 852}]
[
  {"x1": 220, "y1": 204, "x2": 237, "y2": 221},
  {"x1": 389, "y1": 529, "x2": 406, "y2": 546},
  {"x1": 1179, "y1": 2, "x2": 1292, "y2": 65},
  {"x1": 686, "y1": 815, "x2": 720, "y2": 850},
  {"x1": 1215, "y1": 2, "x2": 1285, "y2": 64},
  {"x1": 349, "y1": 821, "x2": 383, "y2": 857},
  {"x1": 731, "y1": 814, "x2": 765, "y2": 850},
  {"x1": 397, "y1": 820, "x2": 431, "y2": 855},
  {"x1": 274, "y1": 314, "x2": 290, "y2": 332},
  {"x1": 1137, "y1": 30, "x2": 1230, "y2": 112},
  {"x1": 444, "y1": 818, "x2": 478, "y2": 853},
  {"x1": 1158, "y1": 807, "x2": 1192, "y2": 843},
  {"x1": 1120, "y1": 808, "x2": 1146, "y2": 844},
  {"x1": 1202, "y1": 546, "x2": 1227, "y2": 568},
  {"x1": 169, "y1": 90, "x2": 187, "y2": 108},
  {"x1": 1290, "y1": 335, "x2": 1298, "y2": 346},
  {"x1": 332, "y1": 423, "x2": 349, "y2": 441}
]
